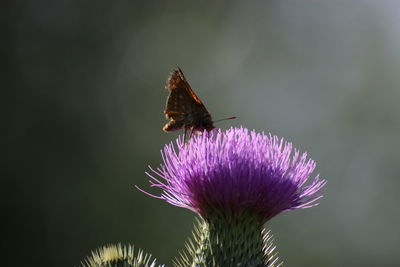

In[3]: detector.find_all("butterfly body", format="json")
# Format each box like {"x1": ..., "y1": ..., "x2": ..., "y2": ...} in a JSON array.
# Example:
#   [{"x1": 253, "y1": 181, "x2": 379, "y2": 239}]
[{"x1": 163, "y1": 67, "x2": 214, "y2": 134}]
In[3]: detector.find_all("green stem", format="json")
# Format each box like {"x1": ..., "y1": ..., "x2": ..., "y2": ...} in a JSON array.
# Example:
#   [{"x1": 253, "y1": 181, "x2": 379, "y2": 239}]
[{"x1": 192, "y1": 212, "x2": 267, "y2": 267}]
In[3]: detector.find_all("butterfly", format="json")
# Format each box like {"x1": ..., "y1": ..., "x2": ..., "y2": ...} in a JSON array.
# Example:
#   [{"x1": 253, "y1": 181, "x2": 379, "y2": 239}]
[{"x1": 163, "y1": 67, "x2": 234, "y2": 139}]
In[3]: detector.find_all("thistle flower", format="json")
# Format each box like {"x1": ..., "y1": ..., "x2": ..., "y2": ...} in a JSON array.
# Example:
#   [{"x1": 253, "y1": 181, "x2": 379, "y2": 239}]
[
  {"x1": 141, "y1": 127, "x2": 325, "y2": 222},
  {"x1": 139, "y1": 127, "x2": 326, "y2": 266},
  {"x1": 81, "y1": 244, "x2": 160, "y2": 267}
]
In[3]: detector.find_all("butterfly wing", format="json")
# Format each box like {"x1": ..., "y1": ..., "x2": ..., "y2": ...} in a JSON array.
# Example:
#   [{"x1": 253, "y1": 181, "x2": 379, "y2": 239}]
[
  {"x1": 163, "y1": 68, "x2": 211, "y2": 132},
  {"x1": 165, "y1": 68, "x2": 208, "y2": 112}
]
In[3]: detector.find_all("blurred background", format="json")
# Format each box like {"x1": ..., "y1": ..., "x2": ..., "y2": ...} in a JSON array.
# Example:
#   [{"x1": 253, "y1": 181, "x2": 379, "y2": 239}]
[{"x1": 3, "y1": 0, "x2": 400, "y2": 266}]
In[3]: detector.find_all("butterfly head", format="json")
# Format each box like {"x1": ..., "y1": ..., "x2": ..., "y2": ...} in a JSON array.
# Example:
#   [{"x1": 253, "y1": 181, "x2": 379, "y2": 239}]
[{"x1": 197, "y1": 113, "x2": 214, "y2": 132}]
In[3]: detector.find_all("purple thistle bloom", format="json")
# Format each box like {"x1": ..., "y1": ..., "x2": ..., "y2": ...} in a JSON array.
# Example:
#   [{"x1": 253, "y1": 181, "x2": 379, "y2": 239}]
[{"x1": 140, "y1": 127, "x2": 326, "y2": 222}]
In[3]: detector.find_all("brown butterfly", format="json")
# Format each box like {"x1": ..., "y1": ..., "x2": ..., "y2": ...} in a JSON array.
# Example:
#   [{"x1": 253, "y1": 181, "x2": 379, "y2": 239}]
[{"x1": 163, "y1": 67, "x2": 234, "y2": 138}]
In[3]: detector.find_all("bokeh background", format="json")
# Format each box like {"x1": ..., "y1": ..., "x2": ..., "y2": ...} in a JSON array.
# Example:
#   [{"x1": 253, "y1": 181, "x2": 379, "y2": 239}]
[{"x1": 4, "y1": 1, "x2": 400, "y2": 266}]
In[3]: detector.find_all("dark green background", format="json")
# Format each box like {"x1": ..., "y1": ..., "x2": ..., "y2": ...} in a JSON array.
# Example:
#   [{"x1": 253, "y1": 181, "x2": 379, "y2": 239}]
[{"x1": 4, "y1": 1, "x2": 400, "y2": 266}]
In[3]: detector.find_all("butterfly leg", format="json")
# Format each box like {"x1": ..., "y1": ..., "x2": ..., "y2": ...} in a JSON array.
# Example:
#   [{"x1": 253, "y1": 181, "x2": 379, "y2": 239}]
[
  {"x1": 189, "y1": 127, "x2": 194, "y2": 140},
  {"x1": 183, "y1": 128, "x2": 188, "y2": 142}
]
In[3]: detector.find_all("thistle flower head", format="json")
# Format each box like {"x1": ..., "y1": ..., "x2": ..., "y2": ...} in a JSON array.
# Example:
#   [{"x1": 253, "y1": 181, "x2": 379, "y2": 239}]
[
  {"x1": 81, "y1": 244, "x2": 160, "y2": 267},
  {"x1": 141, "y1": 127, "x2": 326, "y2": 222}
]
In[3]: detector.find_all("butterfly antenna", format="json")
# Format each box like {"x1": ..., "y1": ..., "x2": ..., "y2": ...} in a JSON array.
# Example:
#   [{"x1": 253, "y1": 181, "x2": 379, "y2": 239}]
[{"x1": 214, "y1": 116, "x2": 237, "y2": 123}]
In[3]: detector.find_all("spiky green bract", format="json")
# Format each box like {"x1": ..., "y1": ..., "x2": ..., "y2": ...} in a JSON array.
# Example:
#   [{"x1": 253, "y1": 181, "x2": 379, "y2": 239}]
[
  {"x1": 81, "y1": 244, "x2": 162, "y2": 267},
  {"x1": 174, "y1": 216, "x2": 281, "y2": 267}
]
